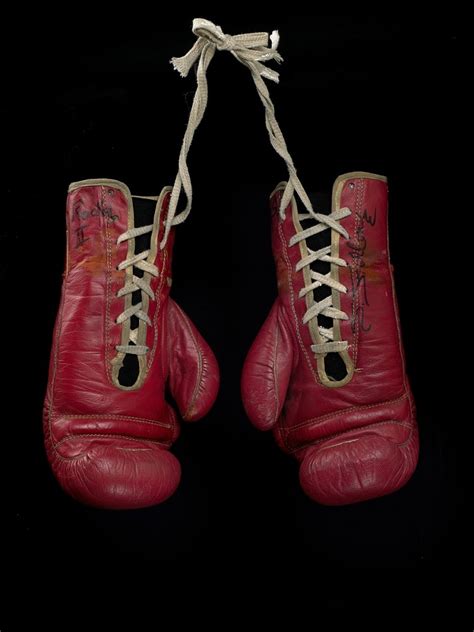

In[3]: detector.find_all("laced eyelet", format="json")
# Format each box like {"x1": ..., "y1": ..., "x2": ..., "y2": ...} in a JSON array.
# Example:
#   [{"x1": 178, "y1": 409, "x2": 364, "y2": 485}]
[
  {"x1": 114, "y1": 224, "x2": 158, "y2": 357},
  {"x1": 291, "y1": 204, "x2": 352, "y2": 356}
]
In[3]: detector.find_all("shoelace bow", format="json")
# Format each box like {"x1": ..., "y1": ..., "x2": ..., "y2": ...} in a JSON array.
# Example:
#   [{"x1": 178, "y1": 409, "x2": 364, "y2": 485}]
[
  {"x1": 168, "y1": 18, "x2": 352, "y2": 355},
  {"x1": 115, "y1": 224, "x2": 158, "y2": 355}
]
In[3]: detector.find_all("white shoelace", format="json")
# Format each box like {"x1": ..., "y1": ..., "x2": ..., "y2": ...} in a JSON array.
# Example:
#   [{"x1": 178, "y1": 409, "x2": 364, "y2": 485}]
[
  {"x1": 289, "y1": 207, "x2": 351, "y2": 353},
  {"x1": 168, "y1": 18, "x2": 351, "y2": 355},
  {"x1": 115, "y1": 224, "x2": 158, "y2": 355},
  {"x1": 161, "y1": 18, "x2": 282, "y2": 248}
]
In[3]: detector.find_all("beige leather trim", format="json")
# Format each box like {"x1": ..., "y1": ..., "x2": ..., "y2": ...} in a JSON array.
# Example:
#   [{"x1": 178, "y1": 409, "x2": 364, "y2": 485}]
[
  {"x1": 68, "y1": 178, "x2": 134, "y2": 194},
  {"x1": 116, "y1": 185, "x2": 135, "y2": 385},
  {"x1": 269, "y1": 181, "x2": 288, "y2": 200},
  {"x1": 328, "y1": 176, "x2": 354, "y2": 388},
  {"x1": 333, "y1": 171, "x2": 387, "y2": 186},
  {"x1": 65, "y1": 227, "x2": 70, "y2": 277}
]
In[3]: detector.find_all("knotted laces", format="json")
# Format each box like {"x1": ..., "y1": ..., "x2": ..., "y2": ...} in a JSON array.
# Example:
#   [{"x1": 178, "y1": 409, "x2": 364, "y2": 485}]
[{"x1": 168, "y1": 18, "x2": 351, "y2": 355}]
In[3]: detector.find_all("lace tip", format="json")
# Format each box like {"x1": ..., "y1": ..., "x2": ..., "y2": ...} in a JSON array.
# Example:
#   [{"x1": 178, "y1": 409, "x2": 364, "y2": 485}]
[
  {"x1": 170, "y1": 57, "x2": 189, "y2": 78},
  {"x1": 261, "y1": 68, "x2": 280, "y2": 83},
  {"x1": 270, "y1": 30, "x2": 280, "y2": 50}
]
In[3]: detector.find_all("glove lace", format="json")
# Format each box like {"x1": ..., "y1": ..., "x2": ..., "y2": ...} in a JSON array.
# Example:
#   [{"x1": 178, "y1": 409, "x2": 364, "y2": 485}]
[
  {"x1": 115, "y1": 224, "x2": 158, "y2": 355},
  {"x1": 170, "y1": 18, "x2": 351, "y2": 354}
]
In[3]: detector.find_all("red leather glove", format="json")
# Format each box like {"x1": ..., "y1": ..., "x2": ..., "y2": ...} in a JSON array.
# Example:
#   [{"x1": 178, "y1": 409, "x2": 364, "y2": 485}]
[
  {"x1": 242, "y1": 172, "x2": 418, "y2": 505},
  {"x1": 43, "y1": 179, "x2": 219, "y2": 509}
]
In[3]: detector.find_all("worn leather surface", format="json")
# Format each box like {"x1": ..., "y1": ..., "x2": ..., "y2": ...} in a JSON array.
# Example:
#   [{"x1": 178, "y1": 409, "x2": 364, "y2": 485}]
[
  {"x1": 43, "y1": 180, "x2": 219, "y2": 509},
  {"x1": 241, "y1": 173, "x2": 418, "y2": 505}
]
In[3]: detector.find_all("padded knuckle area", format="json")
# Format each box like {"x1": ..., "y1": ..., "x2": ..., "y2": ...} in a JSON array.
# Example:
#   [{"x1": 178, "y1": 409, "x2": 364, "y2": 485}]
[
  {"x1": 298, "y1": 422, "x2": 419, "y2": 506},
  {"x1": 50, "y1": 435, "x2": 181, "y2": 509}
]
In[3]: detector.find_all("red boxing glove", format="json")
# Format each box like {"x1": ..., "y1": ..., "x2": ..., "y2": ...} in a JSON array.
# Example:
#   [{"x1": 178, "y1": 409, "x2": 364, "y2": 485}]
[
  {"x1": 242, "y1": 172, "x2": 418, "y2": 505},
  {"x1": 43, "y1": 179, "x2": 219, "y2": 509}
]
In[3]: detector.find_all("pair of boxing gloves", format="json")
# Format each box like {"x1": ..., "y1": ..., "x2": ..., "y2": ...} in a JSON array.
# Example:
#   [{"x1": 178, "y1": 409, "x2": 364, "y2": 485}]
[{"x1": 43, "y1": 172, "x2": 418, "y2": 509}]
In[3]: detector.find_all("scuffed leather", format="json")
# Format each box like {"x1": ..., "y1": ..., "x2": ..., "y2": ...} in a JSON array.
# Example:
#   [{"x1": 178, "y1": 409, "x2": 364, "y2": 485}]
[
  {"x1": 241, "y1": 173, "x2": 418, "y2": 505},
  {"x1": 43, "y1": 180, "x2": 219, "y2": 509}
]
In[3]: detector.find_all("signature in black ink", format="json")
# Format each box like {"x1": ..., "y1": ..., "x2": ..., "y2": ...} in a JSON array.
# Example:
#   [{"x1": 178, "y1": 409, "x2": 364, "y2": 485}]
[
  {"x1": 74, "y1": 224, "x2": 90, "y2": 248},
  {"x1": 72, "y1": 201, "x2": 119, "y2": 248},
  {"x1": 347, "y1": 207, "x2": 377, "y2": 333},
  {"x1": 74, "y1": 201, "x2": 119, "y2": 223}
]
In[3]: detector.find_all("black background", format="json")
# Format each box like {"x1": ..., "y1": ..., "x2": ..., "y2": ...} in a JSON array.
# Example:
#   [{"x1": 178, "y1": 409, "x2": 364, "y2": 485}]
[{"x1": 1, "y1": 10, "x2": 467, "y2": 624}]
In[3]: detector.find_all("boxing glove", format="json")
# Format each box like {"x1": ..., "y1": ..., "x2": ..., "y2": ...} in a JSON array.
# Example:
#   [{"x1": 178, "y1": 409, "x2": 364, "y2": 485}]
[
  {"x1": 242, "y1": 172, "x2": 418, "y2": 505},
  {"x1": 43, "y1": 178, "x2": 219, "y2": 509}
]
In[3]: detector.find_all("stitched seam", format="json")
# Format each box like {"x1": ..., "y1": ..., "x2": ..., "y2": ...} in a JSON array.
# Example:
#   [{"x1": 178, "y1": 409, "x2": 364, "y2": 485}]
[
  {"x1": 56, "y1": 433, "x2": 170, "y2": 448},
  {"x1": 48, "y1": 286, "x2": 67, "y2": 457},
  {"x1": 53, "y1": 434, "x2": 170, "y2": 463},
  {"x1": 351, "y1": 179, "x2": 364, "y2": 366},
  {"x1": 355, "y1": 179, "x2": 365, "y2": 364},
  {"x1": 281, "y1": 419, "x2": 292, "y2": 452},
  {"x1": 289, "y1": 418, "x2": 414, "y2": 454},
  {"x1": 48, "y1": 192, "x2": 73, "y2": 455},
  {"x1": 286, "y1": 392, "x2": 408, "y2": 433},
  {"x1": 104, "y1": 186, "x2": 113, "y2": 382},
  {"x1": 173, "y1": 303, "x2": 204, "y2": 419},
  {"x1": 55, "y1": 414, "x2": 172, "y2": 429},
  {"x1": 169, "y1": 406, "x2": 180, "y2": 441},
  {"x1": 349, "y1": 262, "x2": 357, "y2": 362},
  {"x1": 148, "y1": 249, "x2": 167, "y2": 369},
  {"x1": 387, "y1": 190, "x2": 413, "y2": 403},
  {"x1": 391, "y1": 422, "x2": 415, "y2": 448},
  {"x1": 115, "y1": 447, "x2": 156, "y2": 452},
  {"x1": 271, "y1": 324, "x2": 280, "y2": 425},
  {"x1": 349, "y1": 251, "x2": 359, "y2": 363}
]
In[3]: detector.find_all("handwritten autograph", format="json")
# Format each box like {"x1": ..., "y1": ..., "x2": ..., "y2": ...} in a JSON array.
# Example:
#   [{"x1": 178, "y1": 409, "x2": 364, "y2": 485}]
[
  {"x1": 72, "y1": 201, "x2": 119, "y2": 248},
  {"x1": 347, "y1": 207, "x2": 377, "y2": 333},
  {"x1": 73, "y1": 224, "x2": 89, "y2": 248}
]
